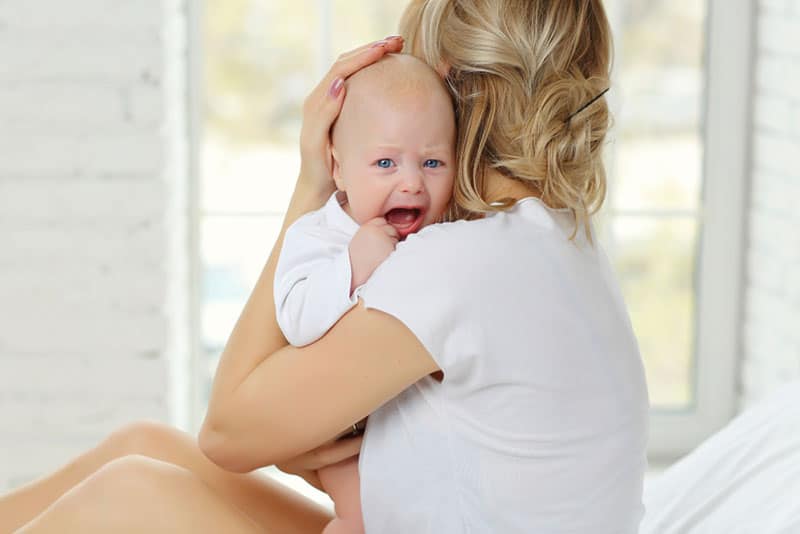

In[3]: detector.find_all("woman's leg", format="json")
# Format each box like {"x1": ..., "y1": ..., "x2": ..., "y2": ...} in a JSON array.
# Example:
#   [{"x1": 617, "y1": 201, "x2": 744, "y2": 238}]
[
  {"x1": 17, "y1": 454, "x2": 294, "y2": 533},
  {"x1": 0, "y1": 420, "x2": 334, "y2": 533}
]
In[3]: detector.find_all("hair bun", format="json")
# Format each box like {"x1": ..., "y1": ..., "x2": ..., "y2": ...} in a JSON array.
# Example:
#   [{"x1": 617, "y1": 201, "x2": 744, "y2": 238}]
[{"x1": 494, "y1": 73, "x2": 609, "y2": 225}]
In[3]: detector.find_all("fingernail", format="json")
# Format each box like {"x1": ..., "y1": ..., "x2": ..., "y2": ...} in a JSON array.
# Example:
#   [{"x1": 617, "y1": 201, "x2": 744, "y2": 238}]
[
  {"x1": 328, "y1": 77, "x2": 344, "y2": 98},
  {"x1": 371, "y1": 40, "x2": 388, "y2": 48},
  {"x1": 385, "y1": 35, "x2": 403, "y2": 41}
]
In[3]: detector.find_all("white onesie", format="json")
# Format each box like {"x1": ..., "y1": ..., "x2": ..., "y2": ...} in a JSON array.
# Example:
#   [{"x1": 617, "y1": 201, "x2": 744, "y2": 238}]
[{"x1": 274, "y1": 190, "x2": 362, "y2": 347}]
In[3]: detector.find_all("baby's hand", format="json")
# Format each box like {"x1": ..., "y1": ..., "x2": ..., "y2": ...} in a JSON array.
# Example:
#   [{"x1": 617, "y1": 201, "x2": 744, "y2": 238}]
[{"x1": 348, "y1": 217, "x2": 399, "y2": 293}]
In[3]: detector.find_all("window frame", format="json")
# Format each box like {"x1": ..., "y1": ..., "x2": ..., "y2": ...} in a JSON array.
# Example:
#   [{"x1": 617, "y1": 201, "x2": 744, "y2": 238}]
[
  {"x1": 187, "y1": 0, "x2": 205, "y2": 433},
  {"x1": 186, "y1": 0, "x2": 755, "y2": 460},
  {"x1": 629, "y1": 0, "x2": 754, "y2": 461}
]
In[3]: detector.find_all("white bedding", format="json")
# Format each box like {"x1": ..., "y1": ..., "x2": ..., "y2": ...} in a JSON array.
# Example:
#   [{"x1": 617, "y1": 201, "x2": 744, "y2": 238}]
[{"x1": 640, "y1": 382, "x2": 800, "y2": 533}]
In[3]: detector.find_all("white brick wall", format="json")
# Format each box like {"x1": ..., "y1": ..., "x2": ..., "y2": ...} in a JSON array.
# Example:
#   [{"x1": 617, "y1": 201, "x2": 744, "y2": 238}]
[
  {"x1": 0, "y1": 1, "x2": 189, "y2": 489},
  {"x1": 740, "y1": 0, "x2": 800, "y2": 409}
]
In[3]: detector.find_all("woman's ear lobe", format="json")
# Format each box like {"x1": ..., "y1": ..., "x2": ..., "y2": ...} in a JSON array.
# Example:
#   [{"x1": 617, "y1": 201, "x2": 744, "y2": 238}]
[{"x1": 436, "y1": 61, "x2": 451, "y2": 79}]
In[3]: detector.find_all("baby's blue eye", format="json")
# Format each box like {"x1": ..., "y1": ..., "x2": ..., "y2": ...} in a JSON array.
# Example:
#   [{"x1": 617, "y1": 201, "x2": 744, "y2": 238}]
[
  {"x1": 424, "y1": 159, "x2": 443, "y2": 168},
  {"x1": 376, "y1": 159, "x2": 394, "y2": 168}
]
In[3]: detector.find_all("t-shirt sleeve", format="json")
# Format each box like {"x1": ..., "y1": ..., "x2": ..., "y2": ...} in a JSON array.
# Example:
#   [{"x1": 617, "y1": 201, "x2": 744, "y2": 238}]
[{"x1": 355, "y1": 224, "x2": 473, "y2": 380}]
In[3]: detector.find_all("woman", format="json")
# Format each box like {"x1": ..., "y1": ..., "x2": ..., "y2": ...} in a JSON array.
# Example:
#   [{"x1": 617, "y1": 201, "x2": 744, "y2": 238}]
[{"x1": 1, "y1": 1, "x2": 648, "y2": 532}]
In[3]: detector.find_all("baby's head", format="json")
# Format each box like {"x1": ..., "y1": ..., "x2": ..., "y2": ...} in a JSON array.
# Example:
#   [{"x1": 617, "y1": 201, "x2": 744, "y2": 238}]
[{"x1": 331, "y1": 53, "x2": 456, "y2": 240}]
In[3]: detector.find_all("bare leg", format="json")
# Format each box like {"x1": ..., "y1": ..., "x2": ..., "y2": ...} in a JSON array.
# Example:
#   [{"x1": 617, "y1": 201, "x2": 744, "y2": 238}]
[
  {"x1": 16, "y1": 455, "x2": 267, "y2": 533},
  {"x1": 0, "y1": 420, "x2": 334, "y2": 533}
]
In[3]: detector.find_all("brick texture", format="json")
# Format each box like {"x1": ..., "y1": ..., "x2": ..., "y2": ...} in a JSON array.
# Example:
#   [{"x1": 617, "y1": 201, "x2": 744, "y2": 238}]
[
  {"x1": 0, "y1": 0, "x2": 189, "y2": 489},
  {"x1": 740, "y1": 0, "x2": 800, "y2": 409}
]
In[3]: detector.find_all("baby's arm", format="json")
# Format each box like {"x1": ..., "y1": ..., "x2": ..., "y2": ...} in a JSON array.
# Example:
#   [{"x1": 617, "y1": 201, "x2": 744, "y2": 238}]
[
  {"x1": 274, "y1": 221, "x2": 361, "y2": 347},
  {"x1": 348, "y1": 217, "x2": 400, "y2": 294}
]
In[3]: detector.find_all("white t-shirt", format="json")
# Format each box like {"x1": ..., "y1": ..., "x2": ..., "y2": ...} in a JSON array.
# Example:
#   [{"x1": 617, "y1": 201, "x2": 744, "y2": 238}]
[
  {"x1": 273, "y1": 191, "x2": 361, "y2": 346},
  {"x1": 356, "y1": 197, "x2": 650, "y2": 533}
]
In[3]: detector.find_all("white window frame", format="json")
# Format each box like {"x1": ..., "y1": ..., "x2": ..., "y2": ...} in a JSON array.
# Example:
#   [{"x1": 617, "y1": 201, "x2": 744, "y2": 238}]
[
  {"x1": 623, "y1": 0, "x2": 753, "y2": 461},
  {"x1": 186, "y1": 0, "x2": 204, "y2": 433},
  {"x1": 185, "y1": 0, "x2": 755, "y2": 459}
]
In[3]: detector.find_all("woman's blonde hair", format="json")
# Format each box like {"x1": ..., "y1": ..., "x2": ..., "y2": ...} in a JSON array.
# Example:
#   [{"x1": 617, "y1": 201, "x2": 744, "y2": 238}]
[{"x1": 400, "y1": 0, "x2": 613, "y2": 242}]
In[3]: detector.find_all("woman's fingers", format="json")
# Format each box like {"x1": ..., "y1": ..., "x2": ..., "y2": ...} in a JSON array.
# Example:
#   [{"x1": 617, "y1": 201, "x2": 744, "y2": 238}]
[
  {"x1": 297, "y1": 36, "x2": 404, "y2": 203},
  {"x1": 303, "y1": 35, "x2": 404, "y2": 117},
  {"x1": 310, "y1": 434, "x2": 364, "y2": 469},
  {"x1": 278, "y1": 435, "x2": 364, "y2": 473},
  {"x1": 329, "y1": 36, "x2": 404, "y2": 80},
  {"x1": 300, "y1": 36, "x2": 404, "y2": 147}
]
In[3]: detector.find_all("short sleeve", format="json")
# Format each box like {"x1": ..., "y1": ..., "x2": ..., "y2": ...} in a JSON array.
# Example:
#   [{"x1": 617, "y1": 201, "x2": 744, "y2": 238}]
[{"x1": 356, "y1": 224, "x2": 473, "y2": 380}]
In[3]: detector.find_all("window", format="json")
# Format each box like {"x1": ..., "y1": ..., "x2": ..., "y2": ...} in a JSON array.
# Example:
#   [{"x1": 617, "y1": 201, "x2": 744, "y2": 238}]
[
  {"x1": 190, "y1": 0, "x2": 752, "y2": 475},
  {"x1": 656, "y1": 0, "x2": 752, "y2": 458},
  {"x1": 600, "y1": 0, "x2": 751, "y2": 460}
]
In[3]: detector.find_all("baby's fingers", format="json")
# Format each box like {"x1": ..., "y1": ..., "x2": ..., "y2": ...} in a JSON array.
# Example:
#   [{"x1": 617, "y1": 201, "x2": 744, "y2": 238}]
[
  {"x1": 365, "y1": 217, "x2": 399, "y2": 237},
  {"x1": 382, "y1": 224, "x2": 400, "y2": 240}
]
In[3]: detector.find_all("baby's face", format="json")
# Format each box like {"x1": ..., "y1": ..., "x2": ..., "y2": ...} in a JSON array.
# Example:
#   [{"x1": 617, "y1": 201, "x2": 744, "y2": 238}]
[{"x1": 331, "y1": 88, "x2": 456, "y2": 240}]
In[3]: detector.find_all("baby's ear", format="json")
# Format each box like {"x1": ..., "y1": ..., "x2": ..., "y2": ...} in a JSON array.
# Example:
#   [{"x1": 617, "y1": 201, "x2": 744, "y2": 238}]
[{"x1": 331, "y1": 148, "x2": 344, "y2": 191}]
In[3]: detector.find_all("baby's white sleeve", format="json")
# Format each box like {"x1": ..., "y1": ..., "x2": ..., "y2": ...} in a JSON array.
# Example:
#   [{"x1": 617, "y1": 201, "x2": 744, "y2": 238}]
[{"x1": 274, "y1": 220, "x2": 359, "y2": 347}]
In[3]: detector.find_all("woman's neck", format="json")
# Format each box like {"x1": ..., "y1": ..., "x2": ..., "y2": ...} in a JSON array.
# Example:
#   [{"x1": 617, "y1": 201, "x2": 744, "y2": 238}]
[{"x1": 483, "y1": 169, "x2": 541, "y2": 205}]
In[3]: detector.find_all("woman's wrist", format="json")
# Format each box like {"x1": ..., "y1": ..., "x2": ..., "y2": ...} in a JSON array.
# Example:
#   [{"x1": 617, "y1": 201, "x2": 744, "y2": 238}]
[
  {"x1": 282, "y1": 176, "x2": 335, "y2": 232},
  {"x1": 295, "y1": 167, "x2": 335, "y2": 202}
]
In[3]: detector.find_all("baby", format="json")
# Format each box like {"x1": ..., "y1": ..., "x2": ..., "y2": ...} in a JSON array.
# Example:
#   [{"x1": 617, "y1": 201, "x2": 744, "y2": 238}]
[{"x1": 273, "y1": 53, "x2": 456, "y2": 534}]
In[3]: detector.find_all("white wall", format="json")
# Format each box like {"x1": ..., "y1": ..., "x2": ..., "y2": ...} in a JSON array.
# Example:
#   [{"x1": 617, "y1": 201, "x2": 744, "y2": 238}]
[
  {"x1": 739, "y1": 0, "x2": 800, "y2": 409},
  {"x1": 0, "y1": 1, "x2": 189, "y2": 489}
]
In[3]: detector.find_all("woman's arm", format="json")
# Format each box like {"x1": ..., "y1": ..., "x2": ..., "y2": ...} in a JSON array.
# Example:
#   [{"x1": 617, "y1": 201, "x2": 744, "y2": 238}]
[
  {"x1": 199, "y1": 38, "x2": 405, "y2": 474},
  {"x1": 200, "y1": 298, "x2": 440, "y2": 473},
  {"x1": 203, "y1": 37, "x2": 403, "y2": 406},
  {"x1": 202, "y1": 181, "x2": 331, "y2": 406}
]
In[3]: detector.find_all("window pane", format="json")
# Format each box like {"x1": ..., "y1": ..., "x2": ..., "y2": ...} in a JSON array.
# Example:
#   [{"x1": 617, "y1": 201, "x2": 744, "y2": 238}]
[
  {"x1": 612, "y1": 216, "x2": 699, "y2": 409},
  {"x1": 203, "y1": 0, "x2": 318, "y2": 213},
  {"x1": 614, "y1": 135, "x2": 702, "y2": 211},
  {"x1": 202, "y1": 142, "x2": 298, "y2": 214},
  {"x1": 331, "y1": 0, "x2": 408, "y2": 53},
  {"x1": 200, "y1": 215, "x2": 283, "y2": 400},
  {"x1": 612, "y1": 0, "x2": 706, "y2": 211}
]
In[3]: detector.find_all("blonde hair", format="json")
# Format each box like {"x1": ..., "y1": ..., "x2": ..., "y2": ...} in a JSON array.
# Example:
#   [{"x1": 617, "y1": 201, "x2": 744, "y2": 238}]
[{"x1": 399, "y1": 0, "x2": 613, "y2": 242}]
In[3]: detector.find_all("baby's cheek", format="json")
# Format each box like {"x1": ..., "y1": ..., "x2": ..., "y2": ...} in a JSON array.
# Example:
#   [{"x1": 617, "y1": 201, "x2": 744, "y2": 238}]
[{"x1": 435, "y1": 182, "x2": 454, "y2": 209}]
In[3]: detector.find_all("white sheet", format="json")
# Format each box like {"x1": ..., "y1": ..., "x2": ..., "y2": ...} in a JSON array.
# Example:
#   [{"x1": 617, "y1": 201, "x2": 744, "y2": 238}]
[{"x1": 641, "y1": 381, "x2": 800, "y2": 533}]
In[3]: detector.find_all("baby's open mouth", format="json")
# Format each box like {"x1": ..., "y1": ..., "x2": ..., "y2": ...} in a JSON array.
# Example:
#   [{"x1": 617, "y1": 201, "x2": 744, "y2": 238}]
[
  {"x1": 385, "y1": 207, "x2": 421, "y2": 227},
  {"x1": 384, "y1": 207, "x2": 425, "y2": 239}
]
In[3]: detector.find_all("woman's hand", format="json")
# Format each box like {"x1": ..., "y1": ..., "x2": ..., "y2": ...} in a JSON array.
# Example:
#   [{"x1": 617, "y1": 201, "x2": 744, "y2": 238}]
[
  {"x1": 298, "y1": 35, "x2": 404, "y2": 196},
  {"x1": 202, "y1": 38, "x2": 401, "y2": 477},
  {"x1": 275, "y1": 433, "x2": 364, "y2": 492}
]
